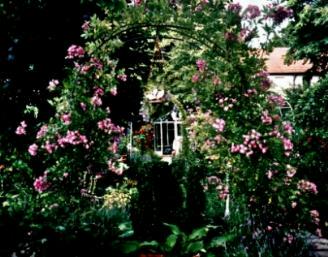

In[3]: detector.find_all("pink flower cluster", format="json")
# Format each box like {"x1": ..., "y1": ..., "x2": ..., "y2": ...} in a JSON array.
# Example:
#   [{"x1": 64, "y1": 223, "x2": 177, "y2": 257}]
[
  {"x1": 256, "y1": 71, "x2": 271, "y2": 90},
  {"x1": 228, "y1": 3, "x2": 242, "y2": 13},
  {"x1": 297, "y1": 180, "x2": 318, "y2": 194},
  {"x1": 286, "y1": 164, "x2": 296, "y2": 178},
  {"x1": 267, "y1": 124, "x2": 294, "y2": 156},
  {"x1": 196, "y1": 59, "x2": 207, "y2": 72},
  {"x1": 266, "y1": 169, "x2": 278, "y2": 179},
  {"x1": 212, "y1": 118, "x2": 225, "y2": 132},
  {"x1": 90, "y1": 87, "x2": 104, "y2": 106},
  {"x1": 66, "y1": 45, "x2": 85, "y2": 59},
  {"x1": 267, "y1": 4, "x2": 293, "y2": 24},
  {"x1": 33, "y1": 171, "x2": 50, "y2": 193},
  {"x1": 239, "y1": 28, "x2": 253, "y2": 42},
  {"x1": 282, "y1": 137, "x2": 293, "y2": 156},
  {"x1": 204, "y1": 176, "x2": 228, "y2": 200},
  {"x1": 57, "y1": 130, "x2": 89, "y2": 149},
  {"x1": 267, "y1": 94, "x2": 286, "y2": 107},
  {"x1": 245, "y1": 5, "x2": 261, "y2": 19},
  {"x1": 212, "y1": 75, "x2": 221, "y2": 85},
  {"x1": 61, "y1": 113, "x2": 71, "y2": 125},
  {"x1": 261, "y1": 110, "x2": 273, "y2": 125},
  {"x1": 283, "y1": 121, "x2": 294, "y2": 135},
  {"x1": 310, "y1": 210, "x2": 320, "y2": 225},
  {"x1": 47, "y1": 79, "x2": 59, "y2": 91},
  {"x1": 42, "y1": 140, "x2": 57, "y2": 154},
  {"x1": 97, "y1": 118, "x2": 124, "y2": 134},
  {"x1": 218, "y1": 96, "x2": 237, "y2": 111},
  {"x1": 28, "y1": 144, "x2": 38, "y2": 156},
  {"x1": 36, "y1": 125, "x2": 48, "y2": 139},
  {"x1": 231, "y1": 129, "x2": 268, "y2": 157},
  {"x1": 90, "y1": 57, "x2": 103, "y2": 70},
  {"x1": 16, "y1": 121, "x2": 27, "y2": 135},
  {"x1": 81, "y1": 21, "x2": 90, "y2": 31},
  {"x1": 108, "y1": 159, "x2": 127, "y2": 176},
  {"x1": 244, "y1": 88, "x2": 257, "y2": 97},
  {"x1": 192, "y1": 74, "x2": 199, "y2": 83},
  {"x1": 117, "y1": 74, "x2": 127, "y2": 82}
]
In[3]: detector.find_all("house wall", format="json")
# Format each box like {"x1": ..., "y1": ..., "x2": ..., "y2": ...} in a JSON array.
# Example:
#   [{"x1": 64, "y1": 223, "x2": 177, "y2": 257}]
[{"x1": 269, "y1": 74, "x2": 320, "y2": 95}]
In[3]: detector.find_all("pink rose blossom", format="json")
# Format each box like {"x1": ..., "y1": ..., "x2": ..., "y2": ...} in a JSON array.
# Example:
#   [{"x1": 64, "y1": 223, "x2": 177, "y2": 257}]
[
  {"x1": 91, "y1": 95, "x2": 102, "y2": 106},
  {"x1": 16, "y1": 121, "x2": 27, "y2": 135},
  {"x1": 36, "y1": 125, "x2": 48, "y2": 139},
  {"x1": 268, "y1": 5, "x2": 293, "y2": 24},
  {"x1": 196, "y1": 59, "x2": 206, "y2": 72},
  {"x1": 98, "y1": 118, "x2": 124, "y2": 134},
  {"x1": 316, "y1": 228, "x2": 322, "y2": 237},
  {"x1": 257, "y1": 71, "x2": 271, "y2": 90},
  {"x1": 283, "y1": 122, "x2": 294, "y2": 135},
  {"x1": 192, "y1": 74, "x2": 199, "y2": 83},
  {"x1": 266, "y1": 170, "x2": 273, "y2": 179},
  {"x1": 43, "y1": 140, "x2": 57, "y2": 154},
  {"x1": 94, "y1": 87, "x2": 104, "y2": 96},
  {"x1": 282, "y1": 137, "x2": 293, "y2": 156},
  {"x1": 297, "y1": 180, "x2": 318, "y2": 194},
  {"x1": 245, "y1": 5, "x2": 260, "y2": 19},
  {"x1": 261, "y1": 110, "x2": 273, "y2": 125},
  {"x1": 286, "y1": 164, "x2": 296, "y2": 178},
  {"x1": 117, "y1": 74, "x2": 127, "y2": 82},
  {"x1": 61, "y1": 113, "x2": 71, "y2": 125},
  {"x1": 110, "y1": 87, "x2": 117, "y2": 96},
  {"x1": 90, "y1": 57, "x2": 103, "y2": 70},
  {"x1": 108, "y1": 159, "x2": 128, "y2": 176},
  {"x1": 57, "y1": 130, "x2": 89, "y2": 149},
  {"x1": 212, "y1": 118, "x2": 225, "y2": 132},
  {"x1": 80, "y1": 102, "x2": 87, "y2": 111},
  {"x1": 47, "y1": 79, "x2": 59, "y2": 91},
  {"x1": 81, "y1": 21, "x2": 90, "y2": 31},
  {"x1": 291, "y1": 201, "x2": 297, "y2": 208},
  {"x1": 66, "y1": 45, "x2": 85, "y2": 59},
  {"x1": 28, "y1": 144, "x2": 38, "y2": 156},
  {"x1": 267, "y1": 94, "x2": 286, "y2": 107},
  {"x1": 228, "y1": 3, "x2": 242, "y2": 13},
  {"x1": 33, "y1": 172, "x2": 50, "y2": 193},
  {"x1": 310, "y1": 210, "x2": 320, "y2": 225},
  {"x1": 212, "y1": 75, "x2": 221, "y2": 85}
]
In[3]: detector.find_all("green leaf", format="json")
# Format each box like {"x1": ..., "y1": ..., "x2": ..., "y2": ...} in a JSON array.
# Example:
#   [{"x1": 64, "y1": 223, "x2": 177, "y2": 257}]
[
  {"x1": 165, "y1": 234, "x2": 178, "y2": 251},
  {"x1": 163, "y1": 223, "x2": 181, "y2": 235},
  {"x1": 186, "y1": 241, "x2": 204, "y2": 253},
  {"x1": 209, "y1": 234, "x2": 235, "y2": 248},
  {"x1": 140, "y1": 240, "x2": 160, "y2": 248},
  {"x1": 118, "y1": 230, "x2": 134, "y2": 238},
  {"x1": 189, "y1": 227, "x2": 208, "y2": 240},
  {"x1": 120, "y1": 240, "x2": 140, "y2": 254}
]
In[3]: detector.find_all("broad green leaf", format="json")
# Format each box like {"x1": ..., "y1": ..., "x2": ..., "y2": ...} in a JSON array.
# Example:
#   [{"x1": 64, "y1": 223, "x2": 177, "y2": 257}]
[
  {"x1": 209, "y1": 234, "x2": 235, "y2": 248},
  {"x1": 165, "y1": 234, "x2": 178, "y2": 251},
  {"x1": 189, "y1": 227, "x2": 208, "y2": 240},
  {"x1": 163, "y1": 223, "x2": 181, "y2": 235},
  {"x1": 140, "y1": 240, "x2": 160, "y2": 248},
  {"x1": 120, "y1": 240, "x2": 140, "y2": 254},
  {"x1": 186, "y1": 241, "x2": 204, "y2": 253}
]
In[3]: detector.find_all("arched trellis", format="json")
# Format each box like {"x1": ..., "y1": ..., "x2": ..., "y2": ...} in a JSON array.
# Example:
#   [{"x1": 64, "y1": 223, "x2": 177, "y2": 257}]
[{"x1": 101, "y1": 22, "x2": 226, "y2": 53}]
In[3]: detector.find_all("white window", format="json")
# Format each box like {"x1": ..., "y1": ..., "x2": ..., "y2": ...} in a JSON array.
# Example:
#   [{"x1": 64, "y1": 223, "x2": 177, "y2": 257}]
[{"x1": 153, "y1": 112, "x2": 182, "y2": 156}]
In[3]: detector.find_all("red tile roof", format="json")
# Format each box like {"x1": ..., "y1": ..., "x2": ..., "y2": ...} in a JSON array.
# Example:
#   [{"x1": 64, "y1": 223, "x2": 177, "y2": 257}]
[{"x1": 264, "y1": 47, "x2": 312, "y2": 74}]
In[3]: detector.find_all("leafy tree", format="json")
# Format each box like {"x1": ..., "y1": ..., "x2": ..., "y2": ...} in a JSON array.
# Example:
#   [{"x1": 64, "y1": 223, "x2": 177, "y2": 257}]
[{"x1": 284, "y1": 0, "x2": 328, "y2": 76}]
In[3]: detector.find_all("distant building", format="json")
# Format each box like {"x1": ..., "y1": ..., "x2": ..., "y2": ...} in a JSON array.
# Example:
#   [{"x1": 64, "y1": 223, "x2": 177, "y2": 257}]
[{"x1": 264, "y1": 48, "x2": 320, "y2": 95}]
